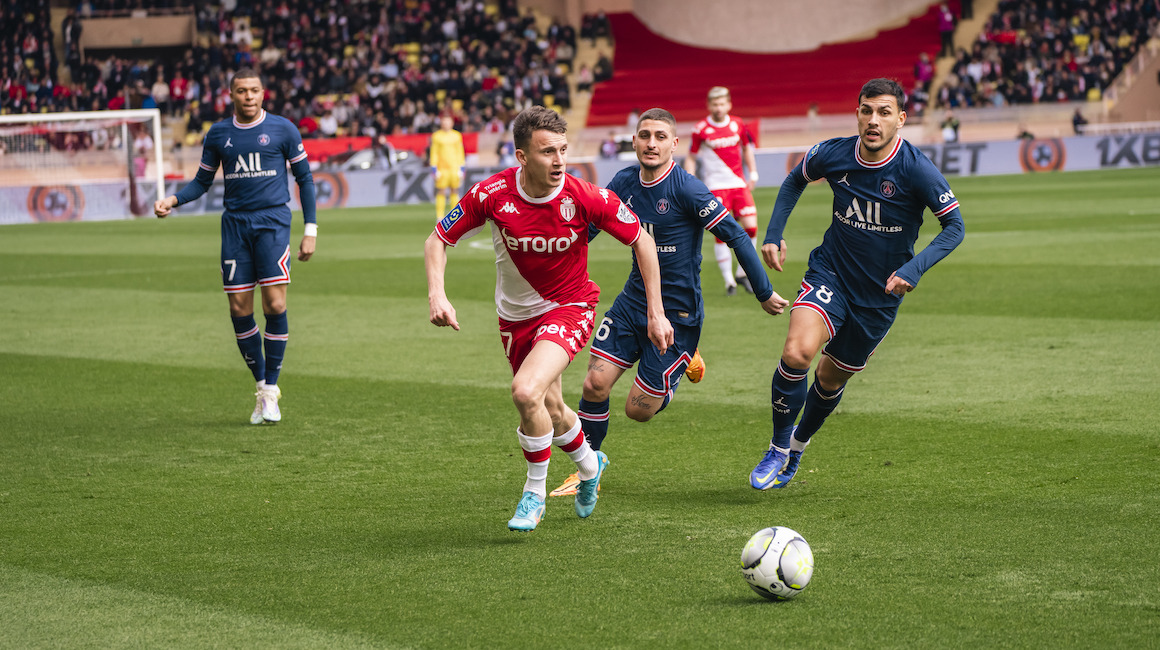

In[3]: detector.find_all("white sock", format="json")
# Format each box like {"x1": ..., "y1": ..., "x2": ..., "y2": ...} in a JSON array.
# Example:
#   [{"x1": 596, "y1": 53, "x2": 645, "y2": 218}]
[
  {"x1": 517, "y1": 429, "x2": 552, "y2": 498},
  {"x1": 553, "y1": 418, "x2": 598, "y2": 480},
  {"x1": 790, "y1": 436, "x2": 809, "y2": 453},
  {"x1": 256, "y1": 380, "x2": 266, "y2": 391},
  {"x1": 715, "y1": 241, "x2": 734, "y2": 286}
]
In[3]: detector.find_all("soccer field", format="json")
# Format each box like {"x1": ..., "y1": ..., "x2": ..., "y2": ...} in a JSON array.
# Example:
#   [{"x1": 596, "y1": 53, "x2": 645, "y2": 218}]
[{"x1": 2, "y1": 167, "x2": 1158, "y2": 648}]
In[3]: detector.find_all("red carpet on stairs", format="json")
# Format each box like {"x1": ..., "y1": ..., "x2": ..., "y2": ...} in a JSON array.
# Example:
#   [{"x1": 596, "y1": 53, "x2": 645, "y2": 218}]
[{"x1": 587, "y1": 6, "x2": 950, "y2": 127}]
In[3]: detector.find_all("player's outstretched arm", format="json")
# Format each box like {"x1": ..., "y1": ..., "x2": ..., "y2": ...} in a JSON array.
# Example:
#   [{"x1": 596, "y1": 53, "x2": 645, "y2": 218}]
[
  {"x1": 153, "y1": 195, "x2": 178, "y2": 218},
  {"x1": 424, "y1": 231, "x2": 459, "y2": 330},
  {"x1": 631, "y1": 230, "x2": 673, "y2": 354}
]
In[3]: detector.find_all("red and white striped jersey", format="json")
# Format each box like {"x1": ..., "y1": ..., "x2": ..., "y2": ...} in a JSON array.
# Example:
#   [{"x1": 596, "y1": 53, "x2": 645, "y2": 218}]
[
  {"x1": 436, "y1": 167, "x2": 641, "y2": 322},
  {"x1": 688, "y1": 115, "x2": 757, "y2": 191}
]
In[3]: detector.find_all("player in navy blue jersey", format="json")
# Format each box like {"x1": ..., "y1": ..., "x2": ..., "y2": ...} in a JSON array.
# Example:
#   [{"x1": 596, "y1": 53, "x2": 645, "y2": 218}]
[
  {"x1": 154, "y1": 68, "x2": 317, "y2": 425},
  {"x1": 748, "y1": 78, "x2": 965, "y2": 490},
  {"x1": 550, "y1": 108, "x2": 789, "y2": 498}
]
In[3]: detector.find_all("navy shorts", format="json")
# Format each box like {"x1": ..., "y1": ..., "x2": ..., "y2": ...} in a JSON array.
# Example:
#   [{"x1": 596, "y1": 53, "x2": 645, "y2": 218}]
[
  {"x1": 792, "y1": 267, "x2": 898, "y2": 373},
  {"x1": 220, "y1": 206, "x2": 292, "y2": 294},
  {"x1": 589, "y1": 296, "x2": 701, "y2": 399}
]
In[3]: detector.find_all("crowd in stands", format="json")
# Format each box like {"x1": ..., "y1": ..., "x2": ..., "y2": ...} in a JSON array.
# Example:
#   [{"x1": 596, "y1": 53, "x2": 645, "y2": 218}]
[
  {"x1": 2, "y1": 0, "x2": 615, "y2": 149},
  {"x1": 934, "y1": 0, "x2": 1160, "y2": 108}
]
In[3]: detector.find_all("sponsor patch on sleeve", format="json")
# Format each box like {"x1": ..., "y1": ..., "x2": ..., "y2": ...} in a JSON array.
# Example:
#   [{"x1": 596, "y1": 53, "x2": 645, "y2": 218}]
[
  {"x1": 439, "y1": 204, "x2": 464, "y2": 231},
  {"x1": 616, "y1": 203, "x2": 636, "y2": 224}
]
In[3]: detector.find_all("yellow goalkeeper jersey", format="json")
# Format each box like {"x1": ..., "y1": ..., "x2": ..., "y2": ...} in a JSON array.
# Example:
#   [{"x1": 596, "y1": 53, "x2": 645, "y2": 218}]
[{"x1": 430, "y1": 128, "x2": 465, "y2": 171}]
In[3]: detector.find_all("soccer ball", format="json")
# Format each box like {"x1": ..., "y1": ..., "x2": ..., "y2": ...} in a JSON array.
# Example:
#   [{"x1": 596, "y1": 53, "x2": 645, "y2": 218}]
[{"x1": 740, "y1": 526, "x2": 814, "y2": 600}]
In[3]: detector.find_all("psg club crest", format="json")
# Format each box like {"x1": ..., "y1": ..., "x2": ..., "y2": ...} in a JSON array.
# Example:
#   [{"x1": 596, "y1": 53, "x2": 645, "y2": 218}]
[
  {"x1": 560, "y1": 196, "x2": 576, "y2": 221},
  {"x1": 258, "y1": 133, "x2": 270, "y2": 146},
  {"x1": 880, "y1": 180, "x2": 896, "y2": 198},
  {"x1": 655, "y1": 198, "x2": 670, "y2": 214}
]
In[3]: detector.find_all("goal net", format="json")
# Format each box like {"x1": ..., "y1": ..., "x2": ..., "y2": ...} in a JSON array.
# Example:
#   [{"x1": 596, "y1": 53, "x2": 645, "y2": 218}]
[{"x1": 0, "y1": 109, "x2": 165, "y2": 224}]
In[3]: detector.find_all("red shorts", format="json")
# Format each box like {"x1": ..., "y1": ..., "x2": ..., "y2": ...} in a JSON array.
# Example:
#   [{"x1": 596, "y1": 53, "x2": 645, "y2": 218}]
[
  {"x1": 498, "y1": 305, "x2": 596, "y2": 373},
  {"x1": 712, "y1": 186, "x2": 757, "y2": 243}
]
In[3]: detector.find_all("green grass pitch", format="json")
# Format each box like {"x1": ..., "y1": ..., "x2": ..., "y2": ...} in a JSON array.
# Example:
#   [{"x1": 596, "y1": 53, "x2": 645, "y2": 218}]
[{"x1": 1, "y1": 167, "x2": 1158, "y2": 648}]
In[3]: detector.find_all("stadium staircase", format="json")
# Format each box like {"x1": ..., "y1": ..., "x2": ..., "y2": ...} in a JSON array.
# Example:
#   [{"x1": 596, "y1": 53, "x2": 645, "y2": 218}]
[{"x1": 927, "y1": 0, "x2": 1003, "y2": 105}]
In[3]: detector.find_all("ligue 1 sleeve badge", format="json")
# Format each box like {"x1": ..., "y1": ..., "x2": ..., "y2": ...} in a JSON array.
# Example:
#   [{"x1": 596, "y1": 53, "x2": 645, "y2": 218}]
[{"x1": 560, "y1": 196, "x2": 575, "y2": 221}]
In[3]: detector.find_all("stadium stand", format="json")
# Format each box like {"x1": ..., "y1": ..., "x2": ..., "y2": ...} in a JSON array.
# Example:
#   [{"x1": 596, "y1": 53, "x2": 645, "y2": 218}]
[{"x1": 934, "y1": 0, "x2": 1160, "y2": 108}]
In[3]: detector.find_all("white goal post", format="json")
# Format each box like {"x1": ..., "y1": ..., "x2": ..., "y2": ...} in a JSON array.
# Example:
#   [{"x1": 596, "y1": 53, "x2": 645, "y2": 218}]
[{"x1": 0, "y1": 108, "x2": 165, "y2": 223}]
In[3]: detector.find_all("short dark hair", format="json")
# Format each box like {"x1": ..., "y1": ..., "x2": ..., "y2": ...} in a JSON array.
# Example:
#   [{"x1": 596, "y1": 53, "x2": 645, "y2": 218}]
[
  {"x1": 858, "y1": 78, "x2": 906, "y2": 110},
  {"x1": 230, "y1": 68, "x2": 263, "y2": 89},
  {"x1": 637, "y1": 108, "x2": 676, "y2": 132},
  {"x1": 512, "y1": 106, "x2": 567, "y2": 151}
]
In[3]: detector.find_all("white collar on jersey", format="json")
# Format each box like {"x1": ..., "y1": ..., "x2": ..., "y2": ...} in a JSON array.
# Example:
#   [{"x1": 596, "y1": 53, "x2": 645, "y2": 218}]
[
  {"x1": 515, "y1": 167, "x2": 565, "y2": 204},
  {"x1": 707, "y1": 114, "x2": 731, "y2": 128},
  {"x1": 639, "y1": 160, "x2": 675, "y2": 187},
  {"x1": 854, "y1": 134, "x2": 903, "y2": 168},
  {"x1": 232, "y1": 109, "x2": 267, "y2": 129}
]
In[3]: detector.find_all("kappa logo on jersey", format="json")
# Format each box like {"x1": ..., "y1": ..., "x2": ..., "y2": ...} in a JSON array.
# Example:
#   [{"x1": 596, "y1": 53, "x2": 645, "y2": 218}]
[
  {"x1": 500, "y1": 227, "x2": 578, "y2": 253},
  {"x1": 258, "y1": 133, "x2": 270, "y2": 146},
  {"x1": 656, "y1": 197, "x2": 670, "y2": 214},
  {"x1": 616, "y1": 203, "x2": 636, "y2": 224},
  {"x1": 560, "y1": 196, "x2": 576, "y2": 221},
  {"x1": 599, "y1": 188, "x2": 610, "y2": 203},
  {"x1": 880, "y1": 180, "x2": 896, "y2": 197},
  {"x1": 498, "y1": 201, "x2": 519, "y2": 214},
  {"x1": 439, "y1": 204, "x2": 464, "y2": 231}
]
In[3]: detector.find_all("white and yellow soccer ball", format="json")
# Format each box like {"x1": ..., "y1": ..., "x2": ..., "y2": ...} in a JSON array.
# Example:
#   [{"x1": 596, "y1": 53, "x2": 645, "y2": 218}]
[{"x1": 740, "y1": 526, "x2": 814, "y2": 600}]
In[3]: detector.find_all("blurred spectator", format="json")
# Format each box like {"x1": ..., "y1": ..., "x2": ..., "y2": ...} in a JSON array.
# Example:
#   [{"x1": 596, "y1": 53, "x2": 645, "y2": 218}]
[
  {"x1": 938, "y1": 3, "x2": 957, "y2": 58},
  {"x1": 600, "y1": 131, "x2": 618, "y2": 159},
  {"x1": 914, "y1": 52, "x2": 934, "y2": 90},
  {"x1": 594, "y1": 52, "x2": 614, "y2": 83},
  {"x1": 152, "y1": 75, "x2": 171, "y2": 115},
  {"x1": 576, "y1": 63, "x2": 594, "y2": 93},
  {"x1": 940, "y1": 110, "x2": 960, "y2": 143},
  {"x1": 581, "y1": 11, "x2": 612, "y2": 45},
  {"x1": 1072, "y1": 107, "x2": 1089, "y2": 134},
  {"x1": 132, "y1": 126, "x2": 153, "y2": 178}
]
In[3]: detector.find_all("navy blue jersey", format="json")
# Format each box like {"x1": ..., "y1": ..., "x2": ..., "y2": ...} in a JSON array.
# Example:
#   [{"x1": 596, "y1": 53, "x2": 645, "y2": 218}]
[
  {"x1": 765, "y1": 136, "x2": 964, "y2": 309},
  {"x1": 605, "y1": 161, "x2": 773, "y2": 327},
  {"x1": 176, "y1": 110, "x2": 316, "y2": 223}
]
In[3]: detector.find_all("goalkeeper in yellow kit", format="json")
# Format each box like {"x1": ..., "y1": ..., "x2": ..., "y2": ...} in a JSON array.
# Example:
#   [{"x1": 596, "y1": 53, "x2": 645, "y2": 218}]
[{"x1": 430, "y1": 115, "x2": 466, "y2": 219}]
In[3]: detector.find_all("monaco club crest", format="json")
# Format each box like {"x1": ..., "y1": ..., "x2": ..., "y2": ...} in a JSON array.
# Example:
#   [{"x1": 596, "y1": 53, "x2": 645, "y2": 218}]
[{"x1": 560, "y1": 196, "x2": 576, "y2": 221}]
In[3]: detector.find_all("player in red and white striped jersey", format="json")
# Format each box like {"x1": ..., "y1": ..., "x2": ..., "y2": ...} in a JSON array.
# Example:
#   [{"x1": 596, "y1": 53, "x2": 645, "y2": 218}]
[
  {"x1": 683, "y1": 86, "x2": 761, "y2": 296},
  {"x1": 425, "y1": 106, "x2": 674, "y2": 532}
]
